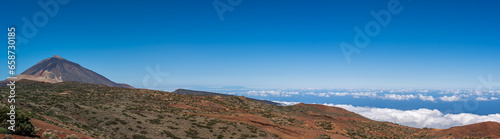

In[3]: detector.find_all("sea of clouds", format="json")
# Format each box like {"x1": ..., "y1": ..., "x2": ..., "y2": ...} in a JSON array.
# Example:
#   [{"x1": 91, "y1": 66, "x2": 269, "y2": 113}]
[
  {"x1": 272, "y1": 101, "x2": 500, "y2": 129},
  {"x1": 209, "y1": 88, "x2": 500, "y2": 129},
  {"x1": 212, "y1": 88, "x2": 500, "y2": 102}
]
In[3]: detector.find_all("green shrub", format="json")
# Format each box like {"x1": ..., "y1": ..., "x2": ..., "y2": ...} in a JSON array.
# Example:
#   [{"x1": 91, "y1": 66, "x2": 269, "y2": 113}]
[
  {"x1": 114, "y1": 118, "x2": 128, "y2": 125},
  {"x1": 0, "y1": 106, "x2": 35, "y2": 135},
  {"x1": 43, "y1": 131, "x2": 53, "y2": 138},
  {"x1": 0, "y1": 127, "x2": 8, "y2": 134},
  {"x1": 105, "y1": 120, "x2": 118, "y2": 126},
  {"x1": 49, "y1": 134, "x2": 60, "y2": 139},
  {"x1": 185, "y1": 128, "x2": 199, "y2": 138},
  {"x1": 160, "y1": 130, "x2": 180, "y2": 139},
  {"x1": 148, "y1": 119, "x2": 161, "y2": 124},
  {"x1": 4, "y1": 134, "x2": 12, "y2": 139},
  {"x1": 32, "y1": 128, "x2": 42, "y2": 134},
  {"x1": 317, "y1": 134, "x2": 331, "y2": 139},
  {"x1": 63, "y1": 134, "x2": 80, "y2": 139},
  {"x1": 42, "y1": 131, "x2": 60, "y2": 139},
  {"x1": 167, "y1": 126, "x2": 178, "y2": 130}
]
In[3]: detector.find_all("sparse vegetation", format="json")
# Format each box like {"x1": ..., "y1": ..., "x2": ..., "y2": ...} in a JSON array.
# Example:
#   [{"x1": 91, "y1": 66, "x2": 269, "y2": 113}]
[
  {"x1": 0, "y1": 80, "x2": 495, "y2": 139},
  {"x1": 160, "y1": 130, "x2": 180, "y2": 139},
  {"x1": 185, "y1": 128, "x2": 200, "y2": 138},
  {"x1": 0, "y1": 128, "x2": 8, "y2": 134},
  {"x1": 0, "y1": 106, "x2": 35, "y2": 136},
  {"x1": 42, "y1": 131, "x2": 60, "y2": 139},
  {"x1": 63, "y1": 134, "x2": 80, "y2": 139}
]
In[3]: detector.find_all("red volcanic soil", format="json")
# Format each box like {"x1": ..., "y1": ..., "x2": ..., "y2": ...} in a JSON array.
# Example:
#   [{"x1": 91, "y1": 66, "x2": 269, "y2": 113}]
[
  {"x1": 0, "y1": 134, "x2": 35, "y2": 139},
  {"x1": 30, "y1": 119, "x2": 93, "y2": 139},
  {"x1": 196, "y1": 113, "x2": 349, "y2": 139},
  {"x1": 428, "y1": 121, "x2": 500, "y2": 138},
  {"x1": 0, "y1": 119, "x2": 93, "y2": 139}
]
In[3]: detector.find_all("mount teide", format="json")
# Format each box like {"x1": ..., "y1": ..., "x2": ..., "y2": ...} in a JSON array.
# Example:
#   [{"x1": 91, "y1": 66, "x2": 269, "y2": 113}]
[{"x1": 4, "y1": 55, "x2": 133, "y2": 88}]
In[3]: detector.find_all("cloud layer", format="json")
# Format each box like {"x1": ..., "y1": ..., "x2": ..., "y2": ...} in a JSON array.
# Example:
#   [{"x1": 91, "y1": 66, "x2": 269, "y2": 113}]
[
  {"x1": 439, "y1": 95, "x2": 462, "y2": 102},
  {"x1": 215, "y1": 88, "x2": 500, "y2": 102},
  {"x1": 274, "y1": 101, "x2": 500, "y2": 129},
  {"x1": 324, "y1": 103, "x2": 500, "y2": 129}
]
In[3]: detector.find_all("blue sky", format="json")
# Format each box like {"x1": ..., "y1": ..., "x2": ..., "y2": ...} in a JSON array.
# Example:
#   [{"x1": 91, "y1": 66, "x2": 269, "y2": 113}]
[{"x1": 1, "y1": 0, "x2": 499, "y2": 89}]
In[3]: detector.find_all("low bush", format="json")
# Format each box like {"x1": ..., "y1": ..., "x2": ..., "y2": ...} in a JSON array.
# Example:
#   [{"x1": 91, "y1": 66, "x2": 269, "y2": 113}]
[
  {"x1": 0, "y1": 106, "x2": 35, "y2": 135},
  {"x1": 4, "y1": 134, "x2": 12, "y2": 139},
  {"x1": 63, "y1": 134, "x2": 80, "y2": 139}
]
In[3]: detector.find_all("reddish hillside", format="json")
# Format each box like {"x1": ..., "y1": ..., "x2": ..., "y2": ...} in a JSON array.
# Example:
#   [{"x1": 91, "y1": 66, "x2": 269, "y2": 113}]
[
  {"x1": 427, "y1": 121, "x2": 500, "y2": 138},
  {"x1": 1, "y1": 80, "x2": 500, "y2": 138}
]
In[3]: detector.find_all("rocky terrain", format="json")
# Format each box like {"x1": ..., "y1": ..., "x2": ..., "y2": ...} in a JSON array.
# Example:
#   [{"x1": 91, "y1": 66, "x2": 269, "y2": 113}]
[{"x1": 0, "y1": 80, "x2": 499, "y2": 139}]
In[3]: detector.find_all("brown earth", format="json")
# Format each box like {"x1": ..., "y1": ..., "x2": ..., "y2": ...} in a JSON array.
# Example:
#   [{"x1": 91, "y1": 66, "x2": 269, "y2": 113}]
[
  {"x1": 0, "y1": 119, "x2": 92, "y2": 139},
  {"x1": 1, "y1": 80, "x2": 499, "y2": 138},
  {"x1": 427, "y1": 121, "x2": 500, "y2": 138},
  {"x1": 30, "y1": 119, "x2": 94, "y2": 139}
]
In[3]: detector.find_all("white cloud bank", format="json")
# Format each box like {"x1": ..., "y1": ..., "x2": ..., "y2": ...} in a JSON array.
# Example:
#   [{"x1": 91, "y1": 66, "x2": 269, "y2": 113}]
[
  {"x1": 308, "y1": 92, "x2": 438, "y2": 102},
  {"x1": 272, "y1": 101, "x2": 301, "y2": 106},
  {"x1": 377, "y1": 94, "x2": 436, "y2": 102},
  {"x1": 418, "y1": 94, "x2": 435, "y2": 102},
  {"x1": 325, "y1": 104, "x2": 500, "y2": 129},
  {"x1": 476, "y1": 96, "x2": 499, "y2": 101},
  {"x1": 272, "y1": 101, "x2": 500, "y2": 129},
  {"x1": 238, "y1": 89, "x2": 498, "y2": 102},
  {"x1": 439, "y1": 95, "x2": 462, "y2": 102},
  {"x1": 381, "y1": 94, "x2": 416, "y2": 100}
]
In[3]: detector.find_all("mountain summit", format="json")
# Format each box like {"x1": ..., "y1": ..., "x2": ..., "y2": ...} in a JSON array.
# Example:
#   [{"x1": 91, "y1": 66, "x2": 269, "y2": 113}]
[{"x1": 14, "y1": 55, "x2": 133, "y2": 88}]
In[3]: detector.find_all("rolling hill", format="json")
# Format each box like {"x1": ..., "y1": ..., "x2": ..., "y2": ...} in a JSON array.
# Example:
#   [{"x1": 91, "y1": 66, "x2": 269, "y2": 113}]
[{"x1": 0, "y1": 80, "x2": 499, "y2": 138}]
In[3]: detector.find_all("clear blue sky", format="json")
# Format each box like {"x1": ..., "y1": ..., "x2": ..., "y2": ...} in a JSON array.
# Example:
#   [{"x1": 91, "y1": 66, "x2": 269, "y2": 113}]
[{"x1": 1, "y1": 0, "x2": 499, "y2": 89}]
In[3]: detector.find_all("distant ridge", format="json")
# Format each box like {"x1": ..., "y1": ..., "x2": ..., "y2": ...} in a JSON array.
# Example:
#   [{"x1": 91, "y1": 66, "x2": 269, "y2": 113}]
[
  {"x1": 172, "y1": 89, "x2": 280, "y2": 105},
  {"x1": 3, "y1": 55, "x2": 133, "y2": 88}
]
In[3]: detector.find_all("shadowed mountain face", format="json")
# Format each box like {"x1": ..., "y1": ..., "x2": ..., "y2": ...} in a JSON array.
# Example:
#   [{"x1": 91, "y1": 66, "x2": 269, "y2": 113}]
[{"x1": 15, "y1": 55, "x2": 133, "y2": 88}]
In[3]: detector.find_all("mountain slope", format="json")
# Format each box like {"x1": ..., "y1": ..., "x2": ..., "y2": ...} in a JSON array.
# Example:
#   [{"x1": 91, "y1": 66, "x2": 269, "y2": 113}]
[
  {"x1": 427, "y1": 121, "x2": 500, "y2": 138},
  {"x1": 173, "y1": 89, "x2": 280, "y2": 105},
  {"x1": 11, "y1": 55, "x2": 132, "y2": 88},
  {"x1": 2, "y1": 80, "x2": 499, "y2": 138}
]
